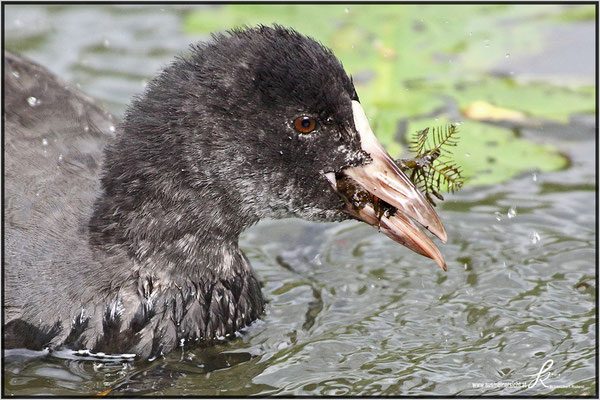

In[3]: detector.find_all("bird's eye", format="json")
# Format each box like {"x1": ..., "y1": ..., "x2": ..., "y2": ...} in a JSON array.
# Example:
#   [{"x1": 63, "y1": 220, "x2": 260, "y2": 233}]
[{"x1": 294, "y1": 116, "x2": 317, "y2": 133}]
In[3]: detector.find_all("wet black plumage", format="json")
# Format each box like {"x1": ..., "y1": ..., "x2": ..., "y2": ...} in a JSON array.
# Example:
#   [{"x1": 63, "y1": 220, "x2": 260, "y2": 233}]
[{"x1": 4, "y1": 26, "x2": 369, "y2": 359}]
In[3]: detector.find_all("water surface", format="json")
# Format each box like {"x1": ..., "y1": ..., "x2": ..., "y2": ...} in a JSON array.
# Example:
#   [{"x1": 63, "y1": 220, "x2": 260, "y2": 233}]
[{"x1": 3, "y1": 4, "x2": 596, "y2": 396}]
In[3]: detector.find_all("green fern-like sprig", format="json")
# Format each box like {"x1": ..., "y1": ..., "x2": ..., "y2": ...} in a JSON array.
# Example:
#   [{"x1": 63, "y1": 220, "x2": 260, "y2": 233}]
[
  {"x1": 397, "y1": 124, "x2": 464, "y2": 206},
  {"x1": 408, "y1": 127, "x2": 429, "y2": 155}
]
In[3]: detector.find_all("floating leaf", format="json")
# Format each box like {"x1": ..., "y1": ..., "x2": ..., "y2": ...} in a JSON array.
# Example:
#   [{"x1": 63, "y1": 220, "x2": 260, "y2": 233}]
[
  {"x1": 462, "y1": 101, "x2": 528, "y2": 123},
  {"x1": 451, "y1": 78, "x2": 595, "y2": 123}
]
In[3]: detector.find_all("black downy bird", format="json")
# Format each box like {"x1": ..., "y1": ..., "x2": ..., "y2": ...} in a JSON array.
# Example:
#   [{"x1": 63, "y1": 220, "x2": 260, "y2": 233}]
[{"x1": 4, "y1": 26, "x2": 447, "y2": 360}]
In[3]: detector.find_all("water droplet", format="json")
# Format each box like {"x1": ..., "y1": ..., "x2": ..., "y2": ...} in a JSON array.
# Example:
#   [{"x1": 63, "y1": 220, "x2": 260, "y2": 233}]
[
  {"x1": 530, "y1": 231, "x2": 541, "y2": 244},
  {"x1": 507, "y1": 207, "x2": 517, "y2": 219},
  {"x1": 12, "y1": 71, "x2": 20, "y2": 79},
  {"x1": 279, "y1": 151, "x2": 283, "y2": 155},
  {"x1": 277, "y1": 341, "x2": 288, "y2": 350},
  {"x1": 103, "y1": 39, "x2": 110, "y2": 48},
  {"x1": 109, "y1": 125, "x2": 116, "y2": 133},
  {"x1": 83, "y1": 125, "x2": 90, "y2": 132},
  {"x1": 313, "y1": 253, "x2": 322, "y2": 266},
  {"x1": 494, "y1": 212, "x2": 502, "y2": 221},
  {"x1": 27, "y1": 96, "x2": 40, "y2": 107},
  {"x1": 484, "y1": 39, "x2": 490, "y2": 48},
  {"x1": 505, "y1": 52, "x2": 510, "y2": 58},
  {"x1": 465, "y1": 152, "x2": 471, "y2": 157},
  {"x1": 464, "y1": 263, "x2": 468, "y2": 270},
  {"x1": 532, "y1": 173, "x2": 538, "y2": 182},
  {"x1": 344, "y1": 7, "x2": 350, "y2": 14},
  {"x1": 42, "y1": 138, "x2": 48, "y2": 146},
  {"x1": 58, "y1": 154, "x2": 64, "y2": 161},
  {"x1": 468, "y1": 31, "x2": 473, "y2": 36}
]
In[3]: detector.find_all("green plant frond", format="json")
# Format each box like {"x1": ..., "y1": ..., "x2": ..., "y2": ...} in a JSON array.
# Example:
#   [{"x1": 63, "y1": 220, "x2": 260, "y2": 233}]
[
  {"x1": 430, "y1": 161, "x2": 464, "y2": 193},
  {"x1": 397, "y1": 123, "x2": 464, "y2": 206},
  {"x1": 429, "y1": 125, "x2": 460, "y2": 152},
  {"x1": 408, "y1": 127, "x2": 429, "y2": 155}
]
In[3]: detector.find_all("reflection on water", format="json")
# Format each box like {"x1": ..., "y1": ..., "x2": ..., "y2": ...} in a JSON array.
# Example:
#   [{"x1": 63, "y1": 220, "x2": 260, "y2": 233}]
[{"x1": 3, "y1": 4, "x2": 596, "y2": 396}]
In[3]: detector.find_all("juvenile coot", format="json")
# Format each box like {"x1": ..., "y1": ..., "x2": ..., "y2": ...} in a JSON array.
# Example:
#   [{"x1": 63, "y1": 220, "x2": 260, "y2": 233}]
[{"x1": 4, "y1": 26, "x2": 447, "y2": 360}]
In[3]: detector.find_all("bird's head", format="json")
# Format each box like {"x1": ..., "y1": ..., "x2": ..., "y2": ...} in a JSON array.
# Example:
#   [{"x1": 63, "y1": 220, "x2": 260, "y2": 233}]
[{"x1": 119, "y1": 25, "x2": 447, "y2": 269}]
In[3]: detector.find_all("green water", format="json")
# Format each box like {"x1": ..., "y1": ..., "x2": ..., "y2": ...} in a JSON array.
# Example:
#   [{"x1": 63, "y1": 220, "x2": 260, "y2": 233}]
[{"x1": 3, "y1": 4, "x2": 596, "y2": 396}]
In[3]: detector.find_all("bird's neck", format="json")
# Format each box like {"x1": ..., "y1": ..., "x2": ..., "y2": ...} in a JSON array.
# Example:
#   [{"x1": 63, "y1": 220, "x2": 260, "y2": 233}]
[
  {"x1": 84, "y1": 143, "x2": 266, "y2": 355},
  {"x1": 86, "y1": 187, "x2": 265, "y2": 356},
  {"x1": 89, "y1": 133, "x2": 259, "y2": 280}
]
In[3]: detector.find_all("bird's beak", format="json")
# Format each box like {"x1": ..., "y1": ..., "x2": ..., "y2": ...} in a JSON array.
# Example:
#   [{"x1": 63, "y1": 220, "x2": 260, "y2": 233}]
[{"x1": 326, "y1": 101, "x2": 447, "y2": 270}]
